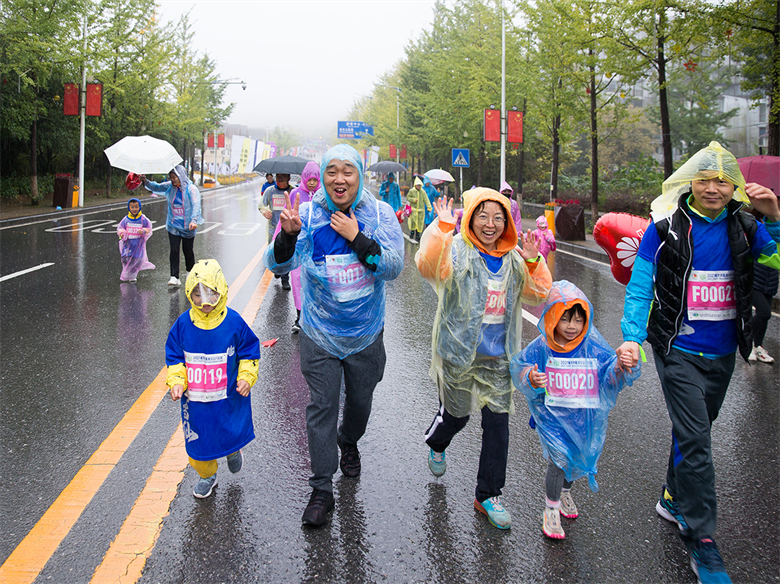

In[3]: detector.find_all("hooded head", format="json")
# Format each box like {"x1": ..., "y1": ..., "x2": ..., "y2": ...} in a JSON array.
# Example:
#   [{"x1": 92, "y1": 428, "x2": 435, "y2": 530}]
[
  {"x1": 423, "y1": 176, "x2": 432, "y2": 188},
  {"x1": 536, "y1": 216, "x2": 548, "y2": 230},
  {"x1": 387, "y1": 172, "x2": 395, "y2": 182},
  {"x1": 460, "y1": 187, "x2": 518, "y2": 256},
  {"x1": 652, "y1": 141, "x2": 748, "y2": 215},
  {"x1": 300, "y1": 160, "x2": 321, "y2": 193},
  {"x1": 127, "y1": 198, "x2": 142, "y2": 219},
  {"x1": 538, "y1": 280, "x2": 592, "y2": 353},
  {"x1": 169, "y1": 165, "x2": 190, "y2": 190},
  {"x1": 413, "y1": 177, "x2": 424, "y2": 190},
  {"x1": 320, "y1": 144, "x2": 365, "y2": 212},
  {"x1": 500, "y1": 181, "x2": 513, "y2": 197},
  {"x1": 185, "y1": 259, "x2": 229, "y2": 329}
]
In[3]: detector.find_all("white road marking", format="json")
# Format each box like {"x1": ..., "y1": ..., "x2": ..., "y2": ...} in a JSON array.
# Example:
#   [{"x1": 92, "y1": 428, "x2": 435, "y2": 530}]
[
  {"x1": 210, "y1": 205, "x2": 229, "y2": 211},
  {"x1": 1, "y1": 262, "x2": 55, "y2": 282},
  {"x1": 522, "y1": 309, "x2": 540, "y2": 326}
]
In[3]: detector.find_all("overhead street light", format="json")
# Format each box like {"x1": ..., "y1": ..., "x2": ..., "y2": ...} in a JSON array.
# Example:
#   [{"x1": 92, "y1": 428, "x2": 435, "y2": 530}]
[{"x1": 377, "y1": 84, "x2": 402, "y2": 163}]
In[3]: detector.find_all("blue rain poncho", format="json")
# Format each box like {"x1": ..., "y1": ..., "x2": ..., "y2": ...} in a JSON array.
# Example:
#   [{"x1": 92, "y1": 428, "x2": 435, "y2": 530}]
[
  {"x1": 144, "y1": 165, "x2": 203, "y2": 238},
  {"x1": 510, "y1": 280, "x2": 640, "y2": 491},
  {"x1": 263, "y1": 144, "x2": 405, "y2": 359},
  {"x1": 379, "y1": 173, "x2": 402, "y2": 212},
  {"x1": 423, "y1": 176, "x2": 438, "y2": 225}
]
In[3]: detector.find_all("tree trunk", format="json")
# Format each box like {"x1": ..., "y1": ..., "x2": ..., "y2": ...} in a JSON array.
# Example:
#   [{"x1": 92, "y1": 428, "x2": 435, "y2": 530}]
[
  {"x1": 590, "y1": 58, "x2": 599, "y2": 220},
  {"x1": 30, "y1": 119, "x2": 39, "y2": 202},
  {"x1": 200, "y1": 132, "x2": 205, "y2": 185},
  {"x1": 477, "y1": 141, "x2": 485, "y2": 186},
  {"x1": 551, "y1": 113, "x2": 560, "y2": 201},
  {"x1": 657, "y1": 10, "x2": 674, "y2": 177},
  {"x1": 769, "y1": 0, "x2": 780, "y2": 155}
]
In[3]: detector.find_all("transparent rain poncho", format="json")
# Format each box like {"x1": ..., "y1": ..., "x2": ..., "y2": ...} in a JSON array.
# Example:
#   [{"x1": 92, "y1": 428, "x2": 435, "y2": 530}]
[
  {"x1": 263, "y1": 144, "x2": 405, "y2": 359},
  {"x1": 416, "y1": 188, "x2": 552, "y2": 417},
  {"x1": 117, "y1": 198, "x2": 155, "y2": 281},
  {"x1": 510, "y1": 280, "x2": 641, "y2": 491},
  {"x1": 651, "y1": 141, "x2": 748, "y2": 215}
]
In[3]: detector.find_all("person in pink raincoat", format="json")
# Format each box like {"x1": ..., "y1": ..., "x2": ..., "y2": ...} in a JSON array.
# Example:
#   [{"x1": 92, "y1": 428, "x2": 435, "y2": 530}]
[
  {"x1": 117, "y1": 198, "x2": 155, "y2": 282},
  {"x1": 534, "y1": 215, "x2": 557, "y2": 260},
  {"x1": 272, "y1": 160, "x2": 321, "y2": 333},
  {"x1": 500, "y1": 181, "x2": 522, "y2": 228}
]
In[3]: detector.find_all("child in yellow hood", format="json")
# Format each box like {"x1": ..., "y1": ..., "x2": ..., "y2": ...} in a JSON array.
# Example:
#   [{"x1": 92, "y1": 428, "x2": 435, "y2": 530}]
[
  {"x1": 165, "y1": 259, "x2": 261, "y2": 499},
  {"x1": 416, "y1": 188, "x2": 552, "y2": 529}
]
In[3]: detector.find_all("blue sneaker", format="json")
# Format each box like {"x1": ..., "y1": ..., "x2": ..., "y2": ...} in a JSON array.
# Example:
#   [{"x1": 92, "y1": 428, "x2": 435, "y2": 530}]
[
  {"x1": 227, "y1": 450, "x2": 243, "y2": 474},
  {"x1": 474, "y1": 496, "x2": 511, "y2": 529},
  {"x1": 428, "y1": 449, "x2": 446, "y2": 477},
  {"x1": 690, "y1": 539, "x2": 731, "y2": 584},
  {"x1": 655, "y1": 485, "x2": 689, "y2": 530},
  {"x1": 193, "y1": 474, "x2": 217, "y2": 499}
]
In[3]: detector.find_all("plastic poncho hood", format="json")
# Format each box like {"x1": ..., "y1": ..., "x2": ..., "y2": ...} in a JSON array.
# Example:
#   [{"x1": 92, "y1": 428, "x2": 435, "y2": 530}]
[
  {"x1": 300, "y1": 160, "x2": 321, "y2": 193},
  {"x1": 536, "y1": 216, "x2": 548, "y2": 230},
  {"x1": 185, "y1": 259, "x2": 229, "y2": 329},
  {"x1": 319, "y1": 144, "x2": 366, "y2": 212},
  {"x1": 539, "y1": 280, "x2": 592, "y2": 353},
  {"x1": 652, "y1": 141, "x2": 748, "y2": 215},
  {"x1": 460, "y1": 187, "x2": 518, "y2": 256},
  {"x1": 500, "y1": 181, "x2": 513, "y2": 195}
]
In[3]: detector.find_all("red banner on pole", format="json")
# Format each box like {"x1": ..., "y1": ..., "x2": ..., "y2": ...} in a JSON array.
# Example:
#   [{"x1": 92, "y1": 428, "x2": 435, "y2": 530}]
[
  {"x1": 389, "y1": 144, "x2": 397, "y2": 158},
  {"x1": 85, "y1": 83, "x2": 102, "y2": 116},
  {"x1": 507, "y1": 111, "x2": 523, "y2": 143},
  {"x1": 484, "y1": 109, "x2": 500, "y2": 142},
  {"x1": 207, "y1": 133, "x2": 214, "y2": 148},
  {"x1": 63, "y1": 83, "x2": 78, "y2": 116},
  {"x1": 218, "y1": 134, "x2": 225, "y2": 148},
  {"x1": 400, "y1": 145, "x2": 407, "y2": 159}
]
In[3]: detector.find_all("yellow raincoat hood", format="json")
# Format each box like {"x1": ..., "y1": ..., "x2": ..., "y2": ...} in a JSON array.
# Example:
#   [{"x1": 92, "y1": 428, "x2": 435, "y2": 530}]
[
  {"x1": 460, "y1": 187, "x2": 518, "y2": 257},
  {"x1": 185, "y1": 259, "x2": 229, "y2": 330},
  {"x1": 651, "y1": 141, "x2": 748, "y2": 215}
]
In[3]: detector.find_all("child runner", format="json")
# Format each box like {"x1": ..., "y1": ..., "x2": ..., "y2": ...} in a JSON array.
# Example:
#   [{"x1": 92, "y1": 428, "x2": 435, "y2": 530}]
[
  {"x1": 617, "y1": 142, "x2": 780, "y2": 584},
  {"x1": 165, "y1": 259, "x2": 260, "y2": 498},
  {"x1": 117, "y1": 198, "x2": 155, "y2": 282},
  {"x1": 511, "y1": 280, "x2": 640, "y2": 539},
  {"x1": 416, "y1": 189, "x2": 551, "y2": 530},
  {"x1": 407, "y1": 177, "x2": 432, "y2": 242},
  {"x1": 534, "y1": 216, "x2": 557, "y2": 261}
]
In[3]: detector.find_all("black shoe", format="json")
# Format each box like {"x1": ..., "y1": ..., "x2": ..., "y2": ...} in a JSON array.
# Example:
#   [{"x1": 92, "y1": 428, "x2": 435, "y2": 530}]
[
  {"x1": 281, "y1": 277, "x2": 291, "y2": 290},
  {"x1": 337, "y1": 436, "x2": 361, "y2": 478},
  {"x1": 302, "y1": 488, "x2": 334, "y2": 527},
  {"x1": 291, "y1": 318, "x2": 300, "y2": 334}
]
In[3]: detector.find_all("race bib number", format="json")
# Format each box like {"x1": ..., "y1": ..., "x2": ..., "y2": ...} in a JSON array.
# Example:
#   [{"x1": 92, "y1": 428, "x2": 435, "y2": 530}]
[
  {"x1": 184, "y1": 351, "x2": 228, "y2": 402},
  {"x1": 686, "y1": 270, "x2": 736, "y2": 321},
  {"x1": 483, "y1": 278, "x2": 508, "y2": 325},
  {"x1": 172, "y1": 205, "x2": 185, "y2": 217},
  {"x1": 326, "y1": 253, "x2": 372, "y2": 302},
  {"x1": 544, "y1": 357, "x2": 600, "y2": 409},
  {"x1": 125, "y1": 225, "x2": 144, "y2": 238},
  {"x1": 272, "y1": 193, "x2": 286, "y2": 211}
]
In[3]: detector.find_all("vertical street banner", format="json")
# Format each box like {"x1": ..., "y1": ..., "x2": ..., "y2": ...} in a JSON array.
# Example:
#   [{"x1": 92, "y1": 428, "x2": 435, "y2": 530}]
[
  {"x1": 218, "y1": 134, "x2": 225, "y2": 148},
  {"x1": 400, "y1": 145, "x2": 407, "y2": 159},
  {"x1": 207, "y1": 134, "x2": 215, "y2": 148},
  {"x1": 389, "y1": 144, "x2": 397, "y2": 158},
  {"x1": 229, "y1": 136, "x2": 243, "y2": 173},
  {"x1": 237, "y1": 137, "x2": 252, "y2": 173},
  {"x1": 507, "y1": 111, "x2": 523, "y2": 143},
  {"x1": 86, "y1": 83, "x2": 102, "y2": 116},
  {"x1": 63, "y1": 83, "x2": 79, "y2": 116},
  {"x1": 252, "y1": 141, "x2": 265, "y2": 169},
  {"x1": 484, "y1": 109, "x2": 500, "y2": 142}
]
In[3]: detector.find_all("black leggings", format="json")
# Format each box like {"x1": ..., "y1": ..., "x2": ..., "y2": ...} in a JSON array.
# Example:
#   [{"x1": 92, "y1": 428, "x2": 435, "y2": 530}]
[
  {"x1": 752, "y1": 289, "x2": 772, "y2": 347},
  {"x1": 168, "y1": 232, "x2": 195, "y2": 278}
]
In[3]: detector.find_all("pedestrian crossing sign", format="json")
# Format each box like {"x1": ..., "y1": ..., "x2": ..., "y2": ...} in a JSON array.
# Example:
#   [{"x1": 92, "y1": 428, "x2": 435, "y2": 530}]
[{"x1": 452, "y1": 148, "x2": 470, "y2": 168}]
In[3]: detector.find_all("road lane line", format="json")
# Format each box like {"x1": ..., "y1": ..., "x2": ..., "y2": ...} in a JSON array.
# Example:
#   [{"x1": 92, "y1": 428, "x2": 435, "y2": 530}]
[
  {"x1": 522, "y1": 308, "x2": 540, "y2": 327},
  {"x1": 0, "y1": 246, "x2": 270, "y2": 584},
  {"x1": 90, "y1": 267, "x2": 274, "y2": 583},
  {"x1": 0, "y1": 262, "x2": 55, "y2": 282}
]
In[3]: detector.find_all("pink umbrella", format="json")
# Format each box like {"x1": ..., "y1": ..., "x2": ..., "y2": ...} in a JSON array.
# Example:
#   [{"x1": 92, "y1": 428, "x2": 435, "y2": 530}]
[{"x1": 737, "y1": 155, "x2": 780, "y2": 194}]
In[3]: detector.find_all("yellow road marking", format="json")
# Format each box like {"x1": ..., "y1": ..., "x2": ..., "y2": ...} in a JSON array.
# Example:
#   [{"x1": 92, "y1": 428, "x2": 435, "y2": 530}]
[{"x1": 0, "y1": 244, "x2": 270, "y2": 584}]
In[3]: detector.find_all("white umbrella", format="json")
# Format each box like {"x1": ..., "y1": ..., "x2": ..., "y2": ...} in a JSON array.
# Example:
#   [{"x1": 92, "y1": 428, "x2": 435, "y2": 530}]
[
  {"x1": 104, "y1": 135, "x2": 183, "y2": 174},
  {"x1": 424, "y1": 169, "x2": 455, "y2": 182}
]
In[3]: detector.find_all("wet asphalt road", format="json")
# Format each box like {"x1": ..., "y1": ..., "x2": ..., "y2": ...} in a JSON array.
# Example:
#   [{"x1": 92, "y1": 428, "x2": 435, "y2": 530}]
[{"x1": 0, "y1": 180, "x2": 778, "y2": 583}]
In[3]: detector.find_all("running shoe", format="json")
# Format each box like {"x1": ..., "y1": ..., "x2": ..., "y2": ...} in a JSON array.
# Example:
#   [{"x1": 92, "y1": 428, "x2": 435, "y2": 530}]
[
  {"x1": 193, "y1": 474, "x2": 217, "y2": 499},
  {"x1": 428, "y1": 449, "x2": 446, "y2": 477},
  {"x1": 543, "y1": 506, "x2": 565, "y2": 539},
  {"x1": 560, "y1": 489, "x2": 579, "y2": 519},
  {"x1": 302, "y1": 488, "x2": 334, "y2": 527},
  {"x1": 690, "y1": 538, "x2": 731, "y2": 584},
  {"x1": 656, "y1": 484, "x2": 689, "y2": 530},
  {"x1": 474, "y1": 496, "x2": 511, "y2": 529},
  {"x1": 227, "y1": 450, "x2": 243, "y2": 474},
  {"x1": 168, "y1": 276, "x2": 181, "y2": 286},
  {"x1": 754, "y1": 346, "x2": 774, "y2": 363},
  {"x1": 337, "y1": 436, "x2": 361, "y2": 478},
  {"x1": 291, "y1": 318, "x2": 301, "y2": 334}
]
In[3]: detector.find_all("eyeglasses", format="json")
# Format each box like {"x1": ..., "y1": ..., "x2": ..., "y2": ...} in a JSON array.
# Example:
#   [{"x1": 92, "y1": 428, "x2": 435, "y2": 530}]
[{"x1": 474, "y1": 214, "x2": 505, "y2": 226}]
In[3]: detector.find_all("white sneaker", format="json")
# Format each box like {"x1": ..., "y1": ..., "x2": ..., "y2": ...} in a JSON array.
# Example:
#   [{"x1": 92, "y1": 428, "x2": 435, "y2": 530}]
[
  {"x1": 754, "y1": 346, "x2": 775, "y2": 364},
  {"x1": 749, "y1": 347, "x2": 758, "y2": 361},
  {"x1": 168, "y1": 276, "x2": 181, "y2": 286}
]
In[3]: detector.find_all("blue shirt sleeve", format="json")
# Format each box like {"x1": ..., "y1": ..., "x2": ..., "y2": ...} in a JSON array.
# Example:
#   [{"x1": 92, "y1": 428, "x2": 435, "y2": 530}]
[
  {"x1": 621, "y1": 255, "x2": 655, "y2": 344},
  {"x1": 637, "y1": 221, "x2": 661, "y2": 264}
]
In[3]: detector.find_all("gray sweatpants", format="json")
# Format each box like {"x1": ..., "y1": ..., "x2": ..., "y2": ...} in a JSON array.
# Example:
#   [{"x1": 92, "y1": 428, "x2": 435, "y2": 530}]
[
  {"x1": 653, "y1": 347, "x2": 735, "y2": 548},
  {"x1": 299, "y1": 330, "x2": 386, "y2": 493},
  {"x1": 546, "y1": 461, "x2": 573, "y2": 502}
]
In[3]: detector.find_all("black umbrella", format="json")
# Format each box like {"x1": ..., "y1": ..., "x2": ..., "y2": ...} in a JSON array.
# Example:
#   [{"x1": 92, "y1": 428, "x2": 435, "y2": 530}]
[
  {"x1": 367, "y1": 160, "x2": 407, "y2": 173},
  {"x1": 253, "y1": 155, "x2": 313, "y2": 174}
]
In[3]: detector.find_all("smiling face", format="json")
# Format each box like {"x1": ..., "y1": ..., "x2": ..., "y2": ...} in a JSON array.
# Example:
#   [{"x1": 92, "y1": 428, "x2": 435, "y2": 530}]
[
  {"x1": 323, "y1": 159, "x2": 360, "y2": 211},
  {"x1": 690, "y1": 172, "x2": 735, "y2": 218},
  {"x1": 553, "y1": 308, "x2": 586, "y2": 346},
  {"x1": 169, "y1": 171, "x2": 181, "y2": 188},
  {"x1": 128, "y1": 201, "x2": 140, "y2": 215},
  {"x1": 469, "y1": 200, "x2": 506, "y2": 252}
]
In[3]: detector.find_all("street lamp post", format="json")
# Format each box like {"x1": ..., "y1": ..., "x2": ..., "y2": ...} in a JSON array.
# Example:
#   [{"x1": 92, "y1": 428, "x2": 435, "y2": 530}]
[{"x1": 378, "y1": 85, "x2": 402, "y2": 163}]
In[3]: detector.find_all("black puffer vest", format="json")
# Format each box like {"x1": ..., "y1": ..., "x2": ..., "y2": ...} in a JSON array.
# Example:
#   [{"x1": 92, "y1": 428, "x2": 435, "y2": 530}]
[{"x1": 647, "y1": 191, "x2": 757, "y2": 362}]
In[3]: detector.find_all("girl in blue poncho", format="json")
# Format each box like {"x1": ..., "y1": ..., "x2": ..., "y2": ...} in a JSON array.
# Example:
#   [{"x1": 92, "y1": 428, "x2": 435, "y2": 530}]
[{"x1": 511, "y1": 280, "x2": 639, "y2": 540}]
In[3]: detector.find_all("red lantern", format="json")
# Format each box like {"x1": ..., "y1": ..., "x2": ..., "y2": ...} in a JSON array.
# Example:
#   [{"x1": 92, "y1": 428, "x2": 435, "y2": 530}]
[{"x1": 593, "y1": 213, "x2": 650, "y2": 285}]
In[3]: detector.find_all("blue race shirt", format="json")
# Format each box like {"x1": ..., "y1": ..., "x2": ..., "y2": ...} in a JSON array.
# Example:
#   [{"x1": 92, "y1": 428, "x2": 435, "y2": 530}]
[{"x1": 476, "y1": 251, "x2": 507, "y2": 357}]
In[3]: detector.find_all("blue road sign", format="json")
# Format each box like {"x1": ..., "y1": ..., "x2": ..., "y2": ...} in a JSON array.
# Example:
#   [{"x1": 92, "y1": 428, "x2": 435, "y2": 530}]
[
  {"x1": 337, "y1": 121, "x2": 374, "y2": 139},
  {"x1": 452, "y1": 148, "x2": 470, "y2": 168}
]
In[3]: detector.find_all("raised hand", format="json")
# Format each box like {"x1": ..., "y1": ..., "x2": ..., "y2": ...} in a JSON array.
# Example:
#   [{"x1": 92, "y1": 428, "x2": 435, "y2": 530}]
[
  {"x1": 331, "y1": 208, "x2": 359, "y2": 242},
  {"x1": 519, "y1": 229, "x2": 540, "y2": 260},
  {"x1": 433, "y1": 196, "x2": 454, "y2": 224},
  {"x1": 528, "y1": 364, "x2": 547, "y2": 390},
  {"x1": 279, "y1": 192, "x2": 302, "y2": 234},
  {"x1": 746, "y1": 182, "x2": 780, "y2": 222}
]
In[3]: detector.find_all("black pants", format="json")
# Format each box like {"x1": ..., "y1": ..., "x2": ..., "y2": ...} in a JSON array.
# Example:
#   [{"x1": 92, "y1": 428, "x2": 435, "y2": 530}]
[
  {"x1": 425, "y1": 403, "x2": 509, "y2": 502},
  {"x1": 653, "y1": 347, "x2": 735, "y2": 547},
  {"x1": 168, "y1": 232, "x2": 195, "y2": 278},
  {"x1": 752, "y1": 288, "x2": 772, "y2": 346},
  {"x1": 545, "y1": 462, "x2": 573, "y2": 502}
]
